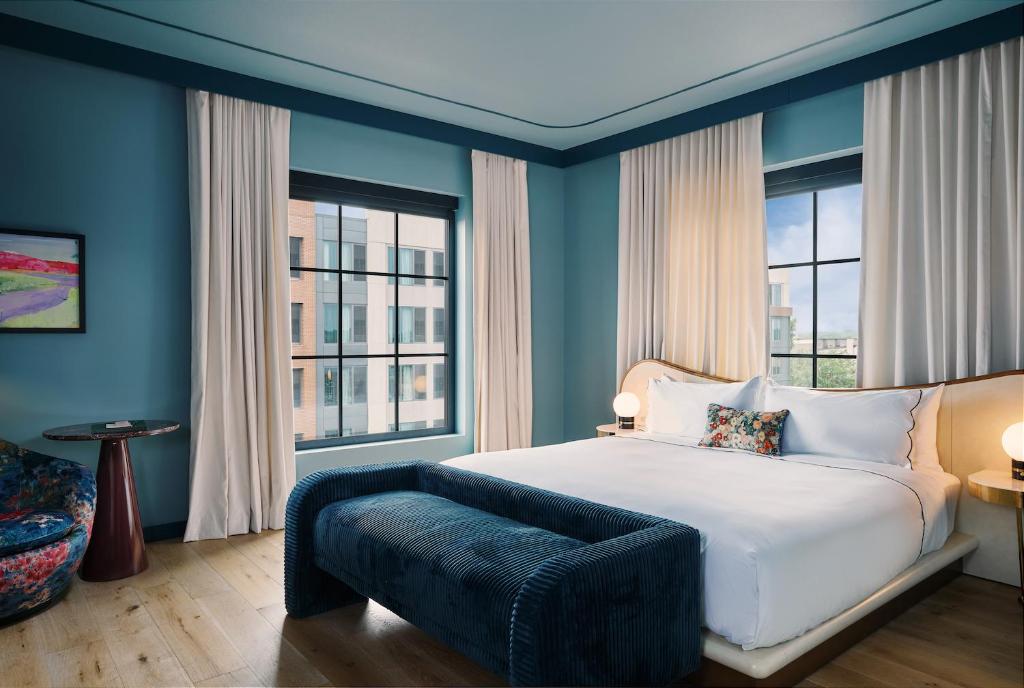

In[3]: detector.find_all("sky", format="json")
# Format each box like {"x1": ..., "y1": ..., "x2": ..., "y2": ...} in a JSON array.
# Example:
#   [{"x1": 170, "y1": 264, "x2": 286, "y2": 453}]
[
  {"x1": 0, "y1": 232, "x2": 78, "y2": 263},
  {"x1": 766, "y1": 184, "x2": 861, "y2": 338}
]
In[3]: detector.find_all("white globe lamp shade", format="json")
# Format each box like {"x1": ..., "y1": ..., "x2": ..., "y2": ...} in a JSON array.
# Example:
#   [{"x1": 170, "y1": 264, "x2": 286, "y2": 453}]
[
  {"x1": 1004, "y1": 421, "x2": 1024, "y2": 480},
  {"x1": 613, "y1": 393, "x2": 640, "y2": 429},
  {"x1": 1002, "y1": 422, "x2": 1024, "y2": 461}
]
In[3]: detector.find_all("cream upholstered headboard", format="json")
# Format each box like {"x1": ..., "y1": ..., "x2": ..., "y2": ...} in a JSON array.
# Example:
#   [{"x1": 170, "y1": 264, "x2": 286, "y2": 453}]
[{"x1": 620, "y1": 359, "x2": 1024, "y2": 587}]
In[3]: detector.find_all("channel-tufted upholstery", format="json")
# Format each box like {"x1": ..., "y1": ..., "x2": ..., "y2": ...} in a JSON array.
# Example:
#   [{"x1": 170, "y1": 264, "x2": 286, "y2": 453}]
[
  {"x1": 0, "y1": 439, "x2": 95, "y2": 621},
  {"x1": 285, "y1": 460, "x2": 701, "y2": 687}
]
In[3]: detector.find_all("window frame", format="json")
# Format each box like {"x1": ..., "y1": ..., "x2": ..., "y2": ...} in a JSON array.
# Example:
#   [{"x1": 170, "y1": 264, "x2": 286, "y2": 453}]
[
  {"x1": 289, "y1": 171, "x2": 458, "y2": 450},
  {"x1": 764, "y1": 153, "x2": 862, "y2": 388}
]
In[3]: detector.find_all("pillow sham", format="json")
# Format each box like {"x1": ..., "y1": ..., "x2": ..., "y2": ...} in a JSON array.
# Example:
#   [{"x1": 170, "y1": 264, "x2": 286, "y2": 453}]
[
  {"x1": 699, "y1": 403, "x2": 790, "y2": 456},
  {"x1": 763, "y1": 383, "x2": 923, "y2": 467},
  {"x1": 646, "y1": 376, "x2": 762, "y2": 437},
  {"x1": 909, "y1": 384, "x2": 944, "y2": 471}
]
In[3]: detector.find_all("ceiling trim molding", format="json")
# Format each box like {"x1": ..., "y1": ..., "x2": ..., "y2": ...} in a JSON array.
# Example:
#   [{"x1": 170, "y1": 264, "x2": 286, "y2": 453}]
[
  {"x1": 562, "y1": 3, "x2": 1024, "y2": 166},
  {"x1": 0, "y1": 12, "x2": 564, "y2": 166},
  {"x1": 71, "y1": 0, "x2": 942, "y2": 131},
  {"x1": 0, "y1": 5, "x2": 1020, "y2": 169}
]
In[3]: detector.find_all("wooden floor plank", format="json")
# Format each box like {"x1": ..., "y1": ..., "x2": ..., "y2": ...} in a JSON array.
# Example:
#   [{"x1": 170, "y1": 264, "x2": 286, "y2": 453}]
[
  {"x1": 45, "y1": 639, "x2": 124, "y2": 688},
  {"x1": 0, "y1": 617, "x2": 50, "y2": 688},
  {"x1": 138, "y1": 581, "x2": 247, "y2": 683},
  {"x1": 35, "y1": 582, "x2": 101, "y2": 653},
  {"x1": 190, "y1": 538, "x2": 283, "y2": 609},
  {"x1": 148, "y1": 540, "x2": 233, "y2": 599},
  {"x1": 101, "y1": 626, "x2": 194, "y2": 688},
  {"x1": 258, "y1": 602, "x2": 404, "y2": 687},
  {"x1": 226, "y1": 532, "x2": 286, "y2": 585},
  {"x1": 195, "y1": 667, "x2": 262, "y2": 688},
  {"x1": 196, "y1": 587, "x2": 330, "y2": 687}
]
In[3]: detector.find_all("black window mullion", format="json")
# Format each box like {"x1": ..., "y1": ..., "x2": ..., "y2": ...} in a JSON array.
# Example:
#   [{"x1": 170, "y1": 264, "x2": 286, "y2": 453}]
[
  {"x1": 393, "y1": 211, "x2": 400, "y2": 431},
  {"x1": 336, "y1": 204, "x2": 344, "y2": 440},
  {"x1": 811, "y1": 191, "x2": 819, "y2": 388}
]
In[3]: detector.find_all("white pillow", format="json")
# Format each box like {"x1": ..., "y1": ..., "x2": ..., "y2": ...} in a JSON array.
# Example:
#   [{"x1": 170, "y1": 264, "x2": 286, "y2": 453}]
[
  {"x1": 909, "y1": 384, "x2": 944, "y2": 471},
  {"x1": 764, "y1": 384, "x2": 924, "y2": 467},
  {"x1": 646, "y1": 376, "x2": 762, "y2": 438}
]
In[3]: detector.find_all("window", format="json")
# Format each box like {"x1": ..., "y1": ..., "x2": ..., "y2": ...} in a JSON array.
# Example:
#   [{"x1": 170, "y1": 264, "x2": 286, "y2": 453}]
[
  {"x1": 388, "y1": 306, "x2": 426, "y2": 344},
  {"x1": 292, "y1": 368, "x2": 303, "y2": 408},
  {"x1": 343, "y1": 364, "x2": 367, "y2": 405},
  {"x1": 288, "y1": 172, "x2": 457, "y2": 447},
  {"x1": 764, "y1": 154, "x2": 861, "y2": 388},
  {"x1": 433, "y1": 251, "x2": 445, "y2": 286},
  {"x1": 324, "y1": 366, "x2": 338, "y2": 406},
  {"x1": 433, "y1": 308, "x2": 445, "y2": 344},
  {"x1": 341, "y1": 242, "x2": 366, "y2": 283},
  {"x1": 389, "y1": 363, "x2": 428, "y2": 402},
  {"x1": 289, "y1": 237, "x2": 302, "y2": 279},
  {"x1": 291, "y1": 303, "x2": 302, "y2": 344},
  {"x1": 433, "y1": 362, "x2": 445, "y2": 399},
  {"x1": 323, "y1": 303, "x2": 338, "y2": 344}
]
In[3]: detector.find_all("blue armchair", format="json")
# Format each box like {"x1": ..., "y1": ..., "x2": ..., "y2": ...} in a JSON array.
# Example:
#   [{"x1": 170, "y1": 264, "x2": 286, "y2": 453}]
[{"x1": 1, "y1": 439, "x2": 96, "y2": 622}]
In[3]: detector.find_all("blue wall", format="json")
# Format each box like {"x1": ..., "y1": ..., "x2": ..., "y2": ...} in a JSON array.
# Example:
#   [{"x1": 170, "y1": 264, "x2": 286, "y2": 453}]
[
  {"x1": 563, "y1": 154, "x2": 620, "y2": 440},
  {"x1": 0, "y1": 47, "x2": 192, "y2": 527},
  {"x1": 560, "y1": 89, "x2": 865, "y2": 440},
  {"x1": 762, "y1": 86, "x2": 864, "y2": 166}
]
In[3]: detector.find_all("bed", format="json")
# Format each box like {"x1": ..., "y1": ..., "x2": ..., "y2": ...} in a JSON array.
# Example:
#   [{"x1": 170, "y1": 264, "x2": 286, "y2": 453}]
[{"x1": 446, "y1": 360, "x2": 1024, "y2": 685}]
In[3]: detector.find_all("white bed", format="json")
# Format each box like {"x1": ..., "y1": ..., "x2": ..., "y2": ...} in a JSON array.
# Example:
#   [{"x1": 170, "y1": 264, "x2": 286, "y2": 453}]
[{"x1": 446, "y1": 432, "x2": 960, "y2": 651}]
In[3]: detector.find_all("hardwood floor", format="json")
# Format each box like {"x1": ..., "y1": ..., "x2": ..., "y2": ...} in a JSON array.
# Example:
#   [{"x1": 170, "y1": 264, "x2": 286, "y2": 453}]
[{"x1": 2, "y1": 530, "x2": 1020, "y2": 687}]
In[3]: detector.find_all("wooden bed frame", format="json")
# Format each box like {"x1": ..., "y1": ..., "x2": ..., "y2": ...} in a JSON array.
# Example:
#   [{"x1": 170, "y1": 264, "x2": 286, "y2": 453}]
[{"x1": 617, "y1": 360, "x2": 1023, "y2": 687}]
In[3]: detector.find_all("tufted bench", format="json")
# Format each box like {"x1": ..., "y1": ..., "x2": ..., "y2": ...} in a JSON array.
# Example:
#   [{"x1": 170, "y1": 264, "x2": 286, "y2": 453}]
[{"x1": 284, "y1": 460, "x2": 701, "y2": 687}]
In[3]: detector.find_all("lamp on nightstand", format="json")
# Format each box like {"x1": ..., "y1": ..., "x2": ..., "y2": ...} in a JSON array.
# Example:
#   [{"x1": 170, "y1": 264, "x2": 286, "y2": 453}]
[
  {"x1": 1003, "y1": 421, "x2": 1024, "y2": 480},
  {"x1": 613, "y1": 392, "x2": 640, "y2": 430}
]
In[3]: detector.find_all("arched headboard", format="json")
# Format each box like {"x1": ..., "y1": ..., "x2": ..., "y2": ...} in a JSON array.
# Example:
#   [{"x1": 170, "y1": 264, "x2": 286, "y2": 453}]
[{"x1": 619, "y1": 359, "x2": 1024, "y2": 587}]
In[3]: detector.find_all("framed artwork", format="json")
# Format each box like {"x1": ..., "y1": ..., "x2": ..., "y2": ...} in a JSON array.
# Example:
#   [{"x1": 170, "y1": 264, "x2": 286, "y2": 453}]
[{"x1": 0, "y1": 228, "x2": 85, "y2": 333}]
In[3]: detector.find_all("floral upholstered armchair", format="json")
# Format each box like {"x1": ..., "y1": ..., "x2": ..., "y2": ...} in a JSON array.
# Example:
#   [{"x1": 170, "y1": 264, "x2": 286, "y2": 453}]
[{"x1": 0, "y1": 439, "x2": 96, "y2": 621}]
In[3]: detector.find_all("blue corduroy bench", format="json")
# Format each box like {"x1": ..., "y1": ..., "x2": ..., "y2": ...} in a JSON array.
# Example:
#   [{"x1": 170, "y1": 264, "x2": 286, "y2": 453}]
[{"x1": 284, "y1": 461, "x2": 701, "y2": 687}]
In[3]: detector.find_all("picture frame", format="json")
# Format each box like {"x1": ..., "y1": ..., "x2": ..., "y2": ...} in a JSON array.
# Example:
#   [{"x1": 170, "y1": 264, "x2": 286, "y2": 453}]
[{"x1": 0, "y1": 228, "x2": 86, "y2": 333}]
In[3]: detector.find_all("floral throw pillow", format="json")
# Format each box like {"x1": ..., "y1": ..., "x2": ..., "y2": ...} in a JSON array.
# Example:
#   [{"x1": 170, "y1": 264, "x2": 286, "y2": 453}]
[{"x1": 699, "y1": 403, "x2": 790, "y2": 456}]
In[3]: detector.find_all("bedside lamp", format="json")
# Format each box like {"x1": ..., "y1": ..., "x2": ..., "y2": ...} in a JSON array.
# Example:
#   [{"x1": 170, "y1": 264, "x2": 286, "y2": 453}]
[
  {"x1": 613, "y1": 392, "x2": 640, "y2": 430},
  {"x1": 1003, "y1": 421, "x2": 1024, "y2": 480}
]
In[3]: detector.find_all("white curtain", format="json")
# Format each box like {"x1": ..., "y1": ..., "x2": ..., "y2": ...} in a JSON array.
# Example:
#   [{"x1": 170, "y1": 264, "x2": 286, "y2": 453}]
[
  {"x1": 471, "y1": 150, "x2": 532, "y2": 452},
  {"x1": 184, "y1": 90, "x2": 295, "y2": 541},
  {"x1": 617, "y1": 114, "x2": 768, "y2": 382},
  {"x1": 860, "y1": 38, "x2": 1023, "y2": 387}
]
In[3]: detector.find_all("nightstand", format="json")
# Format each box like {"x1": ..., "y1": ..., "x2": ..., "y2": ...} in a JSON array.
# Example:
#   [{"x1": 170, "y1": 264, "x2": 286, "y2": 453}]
[
  {"x1": 967, "y1": 470, "x2": 1024, "y2": 605},
  {"x1": 596, "y1": 423, "x2": 638, "y2": 438}
]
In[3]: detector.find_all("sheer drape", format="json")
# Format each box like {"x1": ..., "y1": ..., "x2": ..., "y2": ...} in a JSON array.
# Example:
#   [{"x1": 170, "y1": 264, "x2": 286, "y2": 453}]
[
  {"x1": 860, "y1": 38, "x2": 1023, "y2": 386},
  {"x1": 471, "y1": 150, "x2": 532, "y2": 452},
  {"x1": 185, "y1": 90, "x2": 295, "y2": 541},
  {"x1": 617, "y1": 114, "x2": 768, "y2": 382}
]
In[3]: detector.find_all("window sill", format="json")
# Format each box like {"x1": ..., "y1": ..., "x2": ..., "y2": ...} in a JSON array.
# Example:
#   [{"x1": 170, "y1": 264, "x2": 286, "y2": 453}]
[{"x1": 295, "y1": 432, "x2": 473, "y2": 478}]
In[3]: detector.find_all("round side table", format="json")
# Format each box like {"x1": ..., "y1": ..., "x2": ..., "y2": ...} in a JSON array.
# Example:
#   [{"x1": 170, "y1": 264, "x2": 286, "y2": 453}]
[
  {"x1": 43, "y1": 420, "x2": 179, "y2": 581},
  {"x1": 596, "y1": 423, "x2": 639, "y2": 438},
  {"x1": 967, "y1": 469, "x2": 1024, "y2": 605}
]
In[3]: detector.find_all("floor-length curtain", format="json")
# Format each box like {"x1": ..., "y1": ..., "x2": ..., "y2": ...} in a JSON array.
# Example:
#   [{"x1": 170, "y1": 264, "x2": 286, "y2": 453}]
[
  {"x1": 184, "y1": 90, "x2": 295, "y2": 541},
  {"x1": 617, "y1": 114, "x2": 768, "y2": 382},
  {"x1": 860, "y1": 38, "x2": 1023, "y2": 387},
  {"x1": 471, "y1": 150, "x2": 532, "y2": 452}
]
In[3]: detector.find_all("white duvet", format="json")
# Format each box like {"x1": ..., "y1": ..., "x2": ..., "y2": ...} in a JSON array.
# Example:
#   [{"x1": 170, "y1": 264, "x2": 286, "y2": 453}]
[{"x1": 445, "y1": 434, "x2": 960, "y2": 650}]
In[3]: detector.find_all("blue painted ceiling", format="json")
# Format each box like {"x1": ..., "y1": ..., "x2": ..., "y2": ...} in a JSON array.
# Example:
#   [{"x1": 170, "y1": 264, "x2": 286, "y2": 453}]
[{"x1": 0, "y1": 0, "x2": 1017, "y2": 149}]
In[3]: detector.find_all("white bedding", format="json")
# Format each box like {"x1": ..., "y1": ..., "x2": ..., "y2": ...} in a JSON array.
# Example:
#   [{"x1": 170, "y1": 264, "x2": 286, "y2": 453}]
[{"x1": 445, "y1": 433, "x2": 960, "y2": 650}]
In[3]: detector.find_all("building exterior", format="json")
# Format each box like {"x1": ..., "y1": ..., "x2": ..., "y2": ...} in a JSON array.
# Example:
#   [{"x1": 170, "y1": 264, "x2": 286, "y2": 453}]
[
  {"x1": 288, "y1": 200, "x2": 447, "y2": 442},
  {"x1": 768, "y1": 269, "x2": 794, "y2": 384}
]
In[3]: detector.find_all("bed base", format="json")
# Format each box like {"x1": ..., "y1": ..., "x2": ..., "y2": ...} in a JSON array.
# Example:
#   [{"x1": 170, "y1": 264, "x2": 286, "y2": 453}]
[{"x1": 686, "y1": 532, "x2": 979, "y2": 687}]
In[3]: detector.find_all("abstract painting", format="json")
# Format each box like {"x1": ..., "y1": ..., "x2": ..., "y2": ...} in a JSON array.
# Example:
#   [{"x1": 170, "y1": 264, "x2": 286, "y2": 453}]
[{"x1": 0, "y1": 229, "x2": 85, "y2": 332}]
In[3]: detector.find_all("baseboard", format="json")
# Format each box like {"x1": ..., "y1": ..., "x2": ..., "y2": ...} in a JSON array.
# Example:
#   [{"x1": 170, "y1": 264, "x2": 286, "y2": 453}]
[{"x1": 143, "y1": 520, "x2": 186, "y2": 542}]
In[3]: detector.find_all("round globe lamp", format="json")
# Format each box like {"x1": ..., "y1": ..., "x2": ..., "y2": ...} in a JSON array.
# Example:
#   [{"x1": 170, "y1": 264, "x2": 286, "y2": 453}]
[{"x1": 613, "y1": 392, "x2": 640, "y2": 430}]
